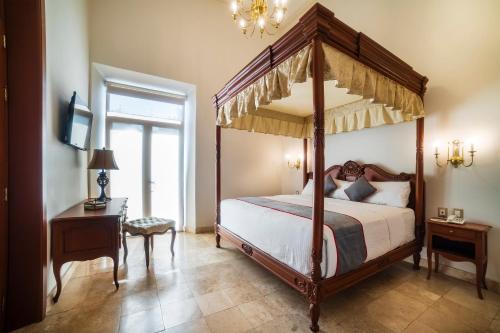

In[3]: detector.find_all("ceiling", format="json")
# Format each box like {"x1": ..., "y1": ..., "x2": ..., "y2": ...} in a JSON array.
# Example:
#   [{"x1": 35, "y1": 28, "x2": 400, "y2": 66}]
[{"x1": 263, "y1": 80, "x2": 362, "y2": 116}]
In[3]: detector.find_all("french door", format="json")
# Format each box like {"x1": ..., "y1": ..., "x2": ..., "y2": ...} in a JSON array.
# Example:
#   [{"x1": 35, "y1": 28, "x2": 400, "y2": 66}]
[{"x1": 107, "y1": 118, "x2": 183, "y2": 228}]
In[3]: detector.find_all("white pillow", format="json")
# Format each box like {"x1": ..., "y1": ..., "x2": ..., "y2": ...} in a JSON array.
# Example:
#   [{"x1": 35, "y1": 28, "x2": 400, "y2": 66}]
[
  {"x1": 363, "y1": 181, "x2": 411, "y2": 208},
  {"x1": 329, "y1": 179, "x2": 352, "y2": 201},
  {"x1": 301, "y1": 179, "x2": 314, "y2": 195}
]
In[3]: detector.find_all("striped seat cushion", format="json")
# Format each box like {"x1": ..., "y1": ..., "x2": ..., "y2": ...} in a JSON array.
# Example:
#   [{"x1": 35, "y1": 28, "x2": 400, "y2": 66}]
[{"x1": 123, "y1": 217, "x2": 175, "y2": 235}]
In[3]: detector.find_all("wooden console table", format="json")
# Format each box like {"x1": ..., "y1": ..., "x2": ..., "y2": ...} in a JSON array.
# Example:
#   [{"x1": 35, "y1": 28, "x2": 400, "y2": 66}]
[
  {"x1": 51, "y1": 198, "x2": 127, "y2": 302},
  {"x1": 426, "y1": 218, "x2": 491, "y2": 299}
]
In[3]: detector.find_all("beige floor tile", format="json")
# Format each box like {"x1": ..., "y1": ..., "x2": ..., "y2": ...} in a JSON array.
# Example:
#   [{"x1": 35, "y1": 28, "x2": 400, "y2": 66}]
[
  {"x1": 46, "y1": 290, "x2": 87, "y2": 315},
  {"x1": 222, "y1": 284, "x2": 262, "y2": 305},
  {"x1": 363, "y1": 289, "x2": 428, "y2": 332},
  {"x1": 161, "y1": 298, "x2": 203, "y2": 329},
  {"x1": 419, "y1": 297, "x2": 490, "y2": 332},
  {"x1": 70, "y1": 302, "x2": 121, "y2": 333},
  {"x1": 163, "y1": 318, "x2": 211, "y2": 333},
  {"x1": 119, "y1": 307, "x2": 164, "y2": 333},
  {"x1": 155, "y1": 270, "x2": 185, "y2": 289},
  {"x1": 118, "y1": 274, "x2": 157, "y2": 297},
  {"x1": 403, "y1": 320, "x2": 438, "y2": 333},
  {"x1": 237, "y1": 298, "x2": 279, "y2": 328},
  {"x1": 121, "y1": 289, "x2": 161, "y2": 316},
  {"x1": 395, "y1": 281, "x2": 442, "y2": 306},
  {"x1": 263, "y1": 289, "x2": 307, "y2": 317},
  {"x1": 247, "y1": 314, "x2": 310, "y2": 333},
  {"x1": 408, "y1": 270, "x2": 456, "y2": 296},
  {"x1": 187, "y1": 277, "x2": 224, "y2": 296},
  {"x1": 205, "y1": 307, "x2": 252, "y2": 333},
  {"x1": 488, "y1": 315, "x2": 500, "y2": 333},
  {"x1": 249, "y1": 276, "x2": 289, "y2": 296},
  {"x1": 13, "y1": 309, "x2": 79, "y2": 333},
  {"x1": 158, "y1": 283, "x2": 193, "y2": 305},
  {"x1": 320, "y1": 287, "x2": 376, "y2": 324},
  {"x1": 339, "y1": 313, "x2": 394, "y2": 333},
  {"x1": 444, "y1": 283, "x2": 500, "y2": 319},
  {"x1": 195, "y1": 289, "x2": 234, "y2": 316}
]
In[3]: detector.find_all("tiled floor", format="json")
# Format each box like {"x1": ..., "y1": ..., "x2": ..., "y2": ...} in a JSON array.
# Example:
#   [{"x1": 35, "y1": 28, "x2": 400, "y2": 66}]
[{"x1": 15, "y1": 233, "x2": 500, "y2": 333}]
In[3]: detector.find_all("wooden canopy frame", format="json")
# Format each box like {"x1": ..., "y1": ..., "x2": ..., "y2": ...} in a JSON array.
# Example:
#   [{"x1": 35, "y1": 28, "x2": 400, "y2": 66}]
[{"x1": 213, "y1": 4, "x2": 428, "y2": 332}]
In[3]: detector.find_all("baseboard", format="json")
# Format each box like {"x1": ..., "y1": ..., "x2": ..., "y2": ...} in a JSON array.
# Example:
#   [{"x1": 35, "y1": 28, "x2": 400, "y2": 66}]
[{"x1": 185, "y1": 225, "x2": 214, "y2": 234}]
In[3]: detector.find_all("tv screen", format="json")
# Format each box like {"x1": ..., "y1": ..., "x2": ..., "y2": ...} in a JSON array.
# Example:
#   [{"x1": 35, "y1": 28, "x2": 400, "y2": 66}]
[{"x1": 64, "y1": 92, "x2": 93, "y2": 150}]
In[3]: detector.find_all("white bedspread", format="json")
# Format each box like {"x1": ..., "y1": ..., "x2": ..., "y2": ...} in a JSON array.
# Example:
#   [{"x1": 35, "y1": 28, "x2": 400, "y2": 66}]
[{"x1": 220, "y1": 194, "x2": 415, "y2": 278}]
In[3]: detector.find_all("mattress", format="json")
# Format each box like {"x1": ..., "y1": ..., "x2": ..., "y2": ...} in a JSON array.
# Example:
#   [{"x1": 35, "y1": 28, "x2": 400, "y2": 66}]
[{"x1": 220, "y1": 194, "x2": 415, "y2": 278}]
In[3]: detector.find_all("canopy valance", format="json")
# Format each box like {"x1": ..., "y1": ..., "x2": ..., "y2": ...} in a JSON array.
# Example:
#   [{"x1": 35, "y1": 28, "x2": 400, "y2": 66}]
[{"x1": 217, "y1": 42, "x2": 425, "y2": 138}]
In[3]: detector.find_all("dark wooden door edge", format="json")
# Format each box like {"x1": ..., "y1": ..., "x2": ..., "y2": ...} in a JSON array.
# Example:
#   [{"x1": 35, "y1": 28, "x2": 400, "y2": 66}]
[
  {"x1": 4, "y1": 0, "x2": 47, "y2": 330},
  {"x1": 0, "y1": 0, "x2": 8, "y2": 330}
]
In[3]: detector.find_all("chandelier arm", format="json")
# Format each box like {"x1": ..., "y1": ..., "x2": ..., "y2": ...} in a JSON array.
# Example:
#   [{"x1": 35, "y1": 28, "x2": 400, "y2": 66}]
[{"x1": 250, "y1": 24, "x2": 256, "y2": 38}]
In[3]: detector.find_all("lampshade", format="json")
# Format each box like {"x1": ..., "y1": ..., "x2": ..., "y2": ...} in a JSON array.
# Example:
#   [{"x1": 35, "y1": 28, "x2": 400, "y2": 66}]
[{"x1": 88, "y1": 148, "x2": 119, "y2": 170}]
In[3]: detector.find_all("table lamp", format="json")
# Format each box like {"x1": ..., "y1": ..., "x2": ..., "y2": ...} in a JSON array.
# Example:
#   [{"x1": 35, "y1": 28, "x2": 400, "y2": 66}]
[{"x1": 88, "y1": 147, "x2": 119, "y2": 202}]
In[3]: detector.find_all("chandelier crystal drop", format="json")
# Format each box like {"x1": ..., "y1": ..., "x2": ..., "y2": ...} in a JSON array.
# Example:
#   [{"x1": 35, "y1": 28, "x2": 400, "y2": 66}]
[{"x1": 230, "y1": 0, "x2": 288, "y2": 38}]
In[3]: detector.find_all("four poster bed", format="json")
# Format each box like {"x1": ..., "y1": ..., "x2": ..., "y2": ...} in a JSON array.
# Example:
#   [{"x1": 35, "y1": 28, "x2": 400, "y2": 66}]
[{"x1": 212, "y1": 4, "x2": 428, "y2": 332}]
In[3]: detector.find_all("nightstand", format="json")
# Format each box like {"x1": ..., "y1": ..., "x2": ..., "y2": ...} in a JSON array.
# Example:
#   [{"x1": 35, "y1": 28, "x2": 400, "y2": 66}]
[{"x1": 426, "y1": 218, "x2": 491, "y2": 299}]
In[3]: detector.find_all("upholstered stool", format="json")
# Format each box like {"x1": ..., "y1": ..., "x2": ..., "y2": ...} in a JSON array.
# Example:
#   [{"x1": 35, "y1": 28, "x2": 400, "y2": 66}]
[{"x1": 122, "y1": 217, "x2": 176, "y2": 268}]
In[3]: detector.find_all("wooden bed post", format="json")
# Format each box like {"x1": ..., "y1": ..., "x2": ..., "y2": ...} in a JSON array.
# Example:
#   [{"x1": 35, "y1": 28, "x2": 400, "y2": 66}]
[
  {"x1": 215, "y1": 108, "x2": 221, "y2": 248},
  {"x1": 413, "y1": 117, "x2": 424, "y2": 269},
  {"x1": 303, "y1": 138, "x2": 308, "y2": 187},
  {"x1": 309, "y1": 37, "x2": 325, "y2": 333}
]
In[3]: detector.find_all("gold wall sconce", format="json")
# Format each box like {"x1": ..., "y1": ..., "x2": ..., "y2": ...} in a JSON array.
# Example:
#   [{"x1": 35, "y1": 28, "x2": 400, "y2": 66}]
[
  {"x1": 285, "y1": 154, "x2": 301, "y2": 170},
  {"x1": 434, "y1": 139, "x2": 476, "y2": 168}
]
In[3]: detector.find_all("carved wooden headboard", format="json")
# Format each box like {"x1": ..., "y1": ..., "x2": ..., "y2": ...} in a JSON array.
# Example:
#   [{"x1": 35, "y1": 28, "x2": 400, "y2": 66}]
[{"x1": 307, "y1": 160, "x2": 417, "y2": 210}]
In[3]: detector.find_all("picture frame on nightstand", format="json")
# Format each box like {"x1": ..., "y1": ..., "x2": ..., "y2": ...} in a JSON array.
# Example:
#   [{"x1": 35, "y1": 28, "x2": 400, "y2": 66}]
[
  {"x1": 437, "y1": 207, "x2": 448, "y2": 218},
  {"x1": 452, "y1": 208, "x2": 464, "y2": 219}
]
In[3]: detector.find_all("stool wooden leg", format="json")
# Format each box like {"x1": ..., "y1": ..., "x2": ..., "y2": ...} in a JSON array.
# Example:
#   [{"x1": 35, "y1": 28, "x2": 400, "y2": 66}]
[
  {"x1": 170, "y1": 228, "x2": 176, "y2": 257},
  {"x1": 144, "y1": 236, "x2": 150, "y2": 269},
  {"x1": 122, "y1": 231, "x2": 128, "y2": 264}
]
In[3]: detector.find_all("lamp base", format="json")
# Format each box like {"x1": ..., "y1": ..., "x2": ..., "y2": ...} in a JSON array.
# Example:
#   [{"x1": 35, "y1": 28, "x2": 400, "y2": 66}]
[{"x1": 97, "y1": 170, "x2": 111, "y2": 202}]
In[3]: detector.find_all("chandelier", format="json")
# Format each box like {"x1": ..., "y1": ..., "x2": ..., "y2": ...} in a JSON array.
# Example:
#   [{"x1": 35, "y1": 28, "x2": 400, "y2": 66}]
[{"x1": 230, "y1": 0, "x2": 288, "y2": 38}]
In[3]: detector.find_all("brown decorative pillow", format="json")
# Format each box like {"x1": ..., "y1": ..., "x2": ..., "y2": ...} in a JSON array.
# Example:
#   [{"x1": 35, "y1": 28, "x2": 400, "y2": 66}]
[
  {"x1": 324, "y1": 175, "x2": 337, "y2": 196},
  {"x1": 345, "y1": 177, "x2": 376, "y2": 202}
]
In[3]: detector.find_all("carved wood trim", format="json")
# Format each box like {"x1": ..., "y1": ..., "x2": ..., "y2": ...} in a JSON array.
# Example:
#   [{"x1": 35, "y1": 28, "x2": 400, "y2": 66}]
[
  {"x1": 213, "y1": 3, "x2": 428, "y2": 110},
  {"x1": 308, "y1": 160, "x2": 420, "y2": 212},
  {"x1": 310, "y1": 38, "x2": 325, "y2": 287},
  {"x1": 217, "y1": 225, "x2": 310, "y2": 295},
  {"x1": 241, "y1": 243, "x2": 253, "y2": 256}
]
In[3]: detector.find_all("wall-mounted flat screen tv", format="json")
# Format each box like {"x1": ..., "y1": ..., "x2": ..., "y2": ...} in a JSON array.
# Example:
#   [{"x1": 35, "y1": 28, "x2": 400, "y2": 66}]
[{"x1": 63, "y1": 91, "x2": 93, "y2": 150}]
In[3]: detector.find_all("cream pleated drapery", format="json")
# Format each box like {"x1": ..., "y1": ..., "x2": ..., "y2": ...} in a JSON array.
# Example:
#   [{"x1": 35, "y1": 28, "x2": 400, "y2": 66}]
[{"x1": 216, "y1": 42, "x2": 424, "y2": 138}]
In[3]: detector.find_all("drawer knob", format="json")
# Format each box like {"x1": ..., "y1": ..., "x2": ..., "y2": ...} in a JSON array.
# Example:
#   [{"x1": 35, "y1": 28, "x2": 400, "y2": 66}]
[{"x1": 449, "y1": 230, "x2": 454, "y2": 233}]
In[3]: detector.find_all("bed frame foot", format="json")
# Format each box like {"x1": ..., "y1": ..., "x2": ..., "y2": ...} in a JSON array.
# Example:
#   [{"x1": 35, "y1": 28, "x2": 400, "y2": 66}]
[
  {"x1": 309, "y1": 302, "x2": 320, "y2": 332},
  {"x1": 413, "y1": 252, "x2": 421, "y2": 270},
  {"x1": 215, "y1": 233, "x2": 221, "y2": 248},
  {"x1": 308, "y1": 281, "x2": 321, "y2": 332}
]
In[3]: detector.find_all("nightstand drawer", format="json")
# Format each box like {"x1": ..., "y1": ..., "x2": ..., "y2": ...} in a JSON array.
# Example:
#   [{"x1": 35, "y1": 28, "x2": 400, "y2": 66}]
[{"x1": 431, "y1": 224, "x2": 475, "y2": 241}]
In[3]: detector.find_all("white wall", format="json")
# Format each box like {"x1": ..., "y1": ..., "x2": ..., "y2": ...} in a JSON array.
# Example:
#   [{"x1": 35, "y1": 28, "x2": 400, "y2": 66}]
[
  {"x1": 88, "y1": 0, "x2": 291, "y2": 231},
  {"x1": 221, "y1": 130, "x2": 284, "y2": 199},
  {"x1": 45, "y1": 0, "x2": 90, "y2": 292},
  {"x1": 89, "y1": 65, "x2": 107, "y2": 197},
  {"x1": 282, "y1": 0, "x2": 500, "y2": 282}
]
